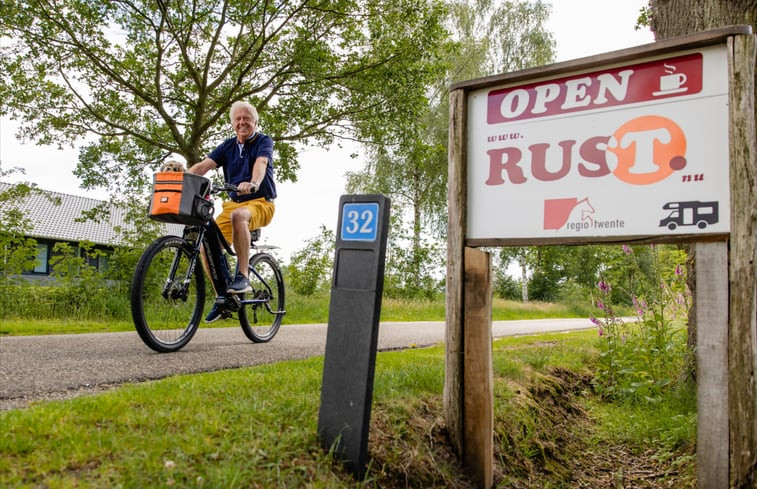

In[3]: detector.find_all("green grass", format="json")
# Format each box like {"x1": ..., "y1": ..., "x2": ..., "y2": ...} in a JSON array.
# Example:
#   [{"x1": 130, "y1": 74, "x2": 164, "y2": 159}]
[
  {"x1": 1, "y1": 358, "x2": 338, "y2": 488},
  {"x1": 0, "y1": 294, "x2": 595, "y2": 336},
  {"x1": 0, "y1": 351, "x2": 449, "y2": 487},
  {"x1": 0, "y1": 318, "x2": 135, "y2": 336},
  {"x1": 380, "y1": 296, "x2": 593, "y2": 322},
  {"x1": 0, "y1": 330, "x2": 696, "y2": 488},
  {"x1": 587, "y1": 380, "x2": 697, "y2": 450}
]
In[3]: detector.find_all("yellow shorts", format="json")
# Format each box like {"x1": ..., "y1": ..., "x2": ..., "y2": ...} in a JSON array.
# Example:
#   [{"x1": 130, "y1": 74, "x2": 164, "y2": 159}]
[{"x1": 216, "y1": 198, "x2": 275, "y2": 244}]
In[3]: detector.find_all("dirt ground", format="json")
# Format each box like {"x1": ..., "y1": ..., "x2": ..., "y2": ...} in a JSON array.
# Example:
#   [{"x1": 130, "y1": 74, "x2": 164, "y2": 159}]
[{"x1": 365, "y1": 367, "x2": 695, "y2": 488}]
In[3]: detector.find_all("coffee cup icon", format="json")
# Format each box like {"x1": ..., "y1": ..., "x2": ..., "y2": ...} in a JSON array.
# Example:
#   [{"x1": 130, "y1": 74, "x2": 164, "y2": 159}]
[{"x1": 654, "y1": 72, "x2": 688, "y2": 95}]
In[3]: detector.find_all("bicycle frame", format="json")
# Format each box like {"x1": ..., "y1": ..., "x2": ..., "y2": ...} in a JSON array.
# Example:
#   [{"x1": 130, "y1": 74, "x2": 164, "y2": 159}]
[{"x1": 180, "y1": 220, "x2": 279, "y2": 313}]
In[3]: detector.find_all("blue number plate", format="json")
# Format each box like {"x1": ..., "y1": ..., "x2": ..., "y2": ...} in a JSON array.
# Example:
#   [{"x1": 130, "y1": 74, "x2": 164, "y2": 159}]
[{"x1": 341, "y1": 203, "x2": 379, "y2": 241}]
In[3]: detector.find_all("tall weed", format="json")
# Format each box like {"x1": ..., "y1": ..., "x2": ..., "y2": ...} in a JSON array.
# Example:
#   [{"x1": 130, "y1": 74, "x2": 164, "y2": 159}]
[{"x1": 591, "y1": 245, "x2": 690, "y2": 402}]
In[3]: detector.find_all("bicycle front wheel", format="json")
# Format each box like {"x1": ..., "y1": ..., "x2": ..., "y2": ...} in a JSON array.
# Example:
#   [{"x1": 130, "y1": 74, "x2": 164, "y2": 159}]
[
  {"x1": 130, "y1": 236, "x2": 205, "y2": 352},
  {"x1": 239, "y1": 253, "x2": 285, "y2": 343}
]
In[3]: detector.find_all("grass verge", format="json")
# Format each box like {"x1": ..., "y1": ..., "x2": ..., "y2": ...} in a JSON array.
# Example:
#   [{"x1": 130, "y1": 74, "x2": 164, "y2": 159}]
[
  {"x1": 0, "y1": 295, "x2": 595, "y2": 336},
  {"x1": 0, "y1": 330, "x2": 695, "y2": 488}
]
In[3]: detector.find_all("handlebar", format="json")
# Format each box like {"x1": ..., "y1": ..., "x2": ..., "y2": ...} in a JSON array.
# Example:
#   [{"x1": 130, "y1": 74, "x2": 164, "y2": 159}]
[{"x1": 211, "y1": 183, "x2": 239, "y2": 194}]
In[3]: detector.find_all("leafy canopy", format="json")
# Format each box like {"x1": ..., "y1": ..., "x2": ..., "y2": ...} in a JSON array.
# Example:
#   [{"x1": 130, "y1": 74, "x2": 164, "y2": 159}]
[
  {"x1": 349, "y1": 0, "x2": 555, "y2": 238},
  {"x1": 0, "y1": 0, "x2": 450, "y2": 195},
  {"x1": 346, "y1": 0, "x2": 555, "y2": 297}
]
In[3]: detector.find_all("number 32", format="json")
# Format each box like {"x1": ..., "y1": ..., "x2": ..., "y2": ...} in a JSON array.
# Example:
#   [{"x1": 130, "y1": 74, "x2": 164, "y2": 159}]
[{"x1": 345, "y1": 209, "x2": 374, "y2": 235}]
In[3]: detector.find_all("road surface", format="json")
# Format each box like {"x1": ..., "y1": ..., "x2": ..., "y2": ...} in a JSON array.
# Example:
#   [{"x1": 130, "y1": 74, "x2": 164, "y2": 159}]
[{"x1": 0, "y1": 318, "x2": 595, "y2": 410}]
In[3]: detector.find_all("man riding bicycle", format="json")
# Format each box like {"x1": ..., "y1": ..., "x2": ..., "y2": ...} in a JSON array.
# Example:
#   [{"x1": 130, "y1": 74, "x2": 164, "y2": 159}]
[{"x1": 188, "y1": 101, "x2": 277, "y2": 321}]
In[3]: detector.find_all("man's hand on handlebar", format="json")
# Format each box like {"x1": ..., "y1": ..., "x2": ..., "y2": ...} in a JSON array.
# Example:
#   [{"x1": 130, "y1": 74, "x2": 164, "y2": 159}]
[{"x1": 236, "y1": 181, "x2": 259, "y2": 195}]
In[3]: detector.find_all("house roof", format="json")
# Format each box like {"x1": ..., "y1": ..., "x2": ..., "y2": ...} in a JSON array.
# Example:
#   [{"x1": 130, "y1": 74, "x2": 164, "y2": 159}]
[{"x1": 0, "y1": 182, "x2": 179, "y2": 246}]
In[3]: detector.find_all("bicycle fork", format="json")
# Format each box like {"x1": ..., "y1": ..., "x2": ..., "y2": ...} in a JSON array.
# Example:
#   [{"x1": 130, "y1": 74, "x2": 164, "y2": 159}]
[{"x1": 161, "y1": 244, "x2": 198, "y2": 301}]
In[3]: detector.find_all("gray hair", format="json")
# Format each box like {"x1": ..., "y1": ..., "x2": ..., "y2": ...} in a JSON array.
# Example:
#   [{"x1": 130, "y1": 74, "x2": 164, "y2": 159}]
[{"x1": 229, "y1": 101, "x2": 259, "y2": 123}]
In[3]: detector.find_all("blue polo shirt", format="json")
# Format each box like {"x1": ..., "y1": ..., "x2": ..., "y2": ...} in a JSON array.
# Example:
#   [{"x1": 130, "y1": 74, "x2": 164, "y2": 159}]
[{"x1": 208, "y1": 132, "x2": 277, "y2": 202}]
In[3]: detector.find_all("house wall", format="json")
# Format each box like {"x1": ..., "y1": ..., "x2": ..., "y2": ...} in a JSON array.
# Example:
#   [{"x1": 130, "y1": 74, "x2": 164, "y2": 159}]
[{"x1": 21, "y1": 238, "x2": 113, "y2": 282}]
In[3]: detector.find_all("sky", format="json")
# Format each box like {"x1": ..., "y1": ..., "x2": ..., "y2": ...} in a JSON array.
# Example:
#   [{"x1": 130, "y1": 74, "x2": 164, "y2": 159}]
[{"x1": 0, "y1": 0, "x2": 655, "y2": 260}]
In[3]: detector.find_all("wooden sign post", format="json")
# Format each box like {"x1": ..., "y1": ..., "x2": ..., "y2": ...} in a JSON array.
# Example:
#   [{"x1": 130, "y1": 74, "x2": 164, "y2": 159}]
[{"x1": 446, "y1": 26, "x2": 755, "y2": 488}]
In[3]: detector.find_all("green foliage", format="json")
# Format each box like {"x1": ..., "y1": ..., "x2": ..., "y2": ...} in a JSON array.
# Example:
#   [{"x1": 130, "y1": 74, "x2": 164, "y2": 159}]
[
  {"x1": 600, "y1": 244, "x2": 687, "y2": 306},
  {"x1": 496, "y1": 244, "x2": 683, "y2": 309},
  {"x1": 522, "y1": 245, "x2": 615, "y2": 302},
  {"x1": 446, "y1": 0, "x2": 556, "y2": 80},
  {"x1": 47, "y1": 241, "x2": 115, "y2": 318},
  {"x1": 0, "y1": 238, "x2": 133, "y2": 322},
  {"x1": 635, "y1": 3, "x2": 651, "y2": 30},
  {"x1": 0, "y1": 179, "x2": 172, "y2": 321},
  {"x1": 0, "y1": 234, "x2": 38, "y2": 282},
  {"x1": 0, "y1": 281, "x2": 121, "y2": 322},
  {"x1": 493, "y1": 269, "x2": 521, "y2": 300},
  {"x1": 0, "y1": 0, "x2": 450, "y2": 199},
  {"x1": 383, "y1": 234, "x2": 445, "y2": 299},
  {"x1": 526, "y1": 246, "x2": 567, "y2": 302},
  {"x1": 104, "y1": 244, "x2": 148, "y2": 291},
  {"x1": 591, "y1": 381, "x2": 696, "y2": 452},
  {"x1": 591, "y1": 245, "x2": 690, "y2": 403},
  {"x1": 285, "y1": 225, "x2": 334, "y2": 296},
  {"x1": 0, "y1": 178, "x2": 54, "y2": 281},
  {"x1": 347, "y1": 0, "x2": 555, "y2": 295}
]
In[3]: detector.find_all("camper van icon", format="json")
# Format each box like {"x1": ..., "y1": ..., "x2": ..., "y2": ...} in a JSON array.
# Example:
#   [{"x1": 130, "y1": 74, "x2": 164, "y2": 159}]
[{"x1": 659, "y1": 200, "x2": 719, "y2": 230}]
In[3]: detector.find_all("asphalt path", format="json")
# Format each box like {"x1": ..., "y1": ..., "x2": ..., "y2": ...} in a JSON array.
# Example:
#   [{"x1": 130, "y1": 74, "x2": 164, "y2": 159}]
[{"x1": 0, "y1": 318, "x2": 596, "y2": 410}]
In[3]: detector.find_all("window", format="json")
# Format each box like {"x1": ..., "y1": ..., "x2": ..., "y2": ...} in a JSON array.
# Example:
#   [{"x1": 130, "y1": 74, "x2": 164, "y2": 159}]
[
  {"x1": 22, "y1": 242, "x2": 49, "y2": 275},
  {"x1": 78, "y1": 245, "x2": 111, "y2": 271},
  {"x1": 98, "y1": 253, "x2": 109, "y2": 272},
  {"x1": 80, "y1": 247, "x2": 99, "y2": 269},
  {"x1": 32, "y1": 243, "x2": 48, "y2": 273}
]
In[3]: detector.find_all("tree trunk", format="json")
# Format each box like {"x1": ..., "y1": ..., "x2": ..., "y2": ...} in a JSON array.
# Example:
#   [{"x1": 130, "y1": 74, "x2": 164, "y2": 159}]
[
  {"x1": 413, "y1": 171, "x2": 422, "y2": 254},
  {"x1": 520, "y1": 258, "x2": 528, "y2": 302},
  {"x1": 650, "y1": 1, "x2": 756, "y2": 39},
  {"x1": 648, "y1": 2, "x2": 757, "y2": 487},
  {"x1": 412, "y1": 170, "x2": 423, "y2": 285}
]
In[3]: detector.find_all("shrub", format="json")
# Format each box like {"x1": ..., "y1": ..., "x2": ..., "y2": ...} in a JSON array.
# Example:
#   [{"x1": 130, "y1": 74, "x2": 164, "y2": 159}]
[
  {"x1": 494, "y1": 271, "x2": 522, "y2": 300},
  {"x1": 286, "y1": 226, "x2": 334, "y2": 296}
]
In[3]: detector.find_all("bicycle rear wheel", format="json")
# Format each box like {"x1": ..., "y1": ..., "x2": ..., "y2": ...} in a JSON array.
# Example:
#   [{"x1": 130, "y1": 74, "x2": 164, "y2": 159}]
[
  {"x1": 131, "y1": 236, "x2": 205, "y2": 352},
  {"x1": 239, "y1": 253, "x2": 285, "y2": 343}
]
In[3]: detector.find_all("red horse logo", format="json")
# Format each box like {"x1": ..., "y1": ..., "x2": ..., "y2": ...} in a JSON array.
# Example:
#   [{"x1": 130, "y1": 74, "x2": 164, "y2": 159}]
[{"x1": 544, "y1": 198, "x2": 595, "y2": 230}]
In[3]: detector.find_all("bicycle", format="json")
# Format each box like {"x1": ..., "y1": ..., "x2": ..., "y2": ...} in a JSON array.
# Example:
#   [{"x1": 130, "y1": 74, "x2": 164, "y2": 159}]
[{"x1": 130, "y1": 182, "x2": 285, "y2": 353}]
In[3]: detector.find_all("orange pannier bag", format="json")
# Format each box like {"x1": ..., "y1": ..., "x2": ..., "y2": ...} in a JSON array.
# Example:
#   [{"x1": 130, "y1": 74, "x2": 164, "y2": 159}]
[{"x1": 148, "y1": 172, "x2": 213, "y2": 226}]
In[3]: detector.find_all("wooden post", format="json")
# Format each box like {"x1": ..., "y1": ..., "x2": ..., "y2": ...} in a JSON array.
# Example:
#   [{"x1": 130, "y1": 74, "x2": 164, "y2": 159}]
[
  {"x1": 446, "y1": 87, "x2": 467, "y2": 457},
  {"x1": 727, "y1": 32, "x2": 757, "y2": 489},
  {"x1": 463, "y1": 247, "x2": 493, "y2": 488},
  {"x1": 444, "y1": 28, "x2": 756, "y2": 489},
  {"x1": 695, "y1": 242, "x2": 729, "y2": 489}
]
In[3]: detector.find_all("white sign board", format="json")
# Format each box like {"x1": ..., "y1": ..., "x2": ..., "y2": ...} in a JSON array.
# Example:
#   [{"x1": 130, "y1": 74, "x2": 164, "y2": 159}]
[{"x1": 467, "y1": 45, "x2": 730, "y2": 241}]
